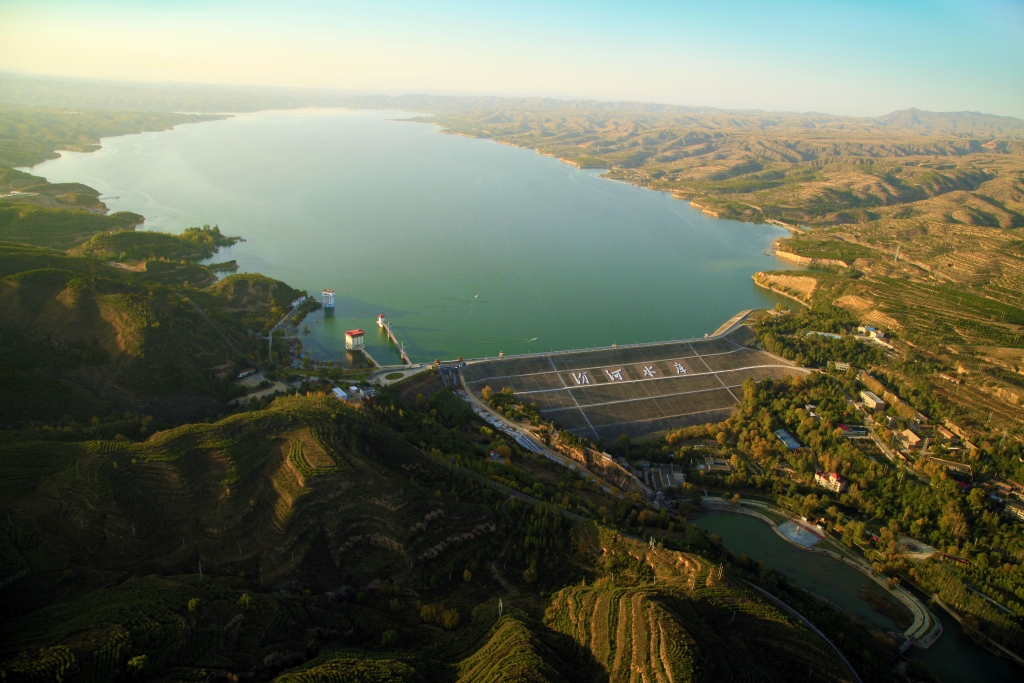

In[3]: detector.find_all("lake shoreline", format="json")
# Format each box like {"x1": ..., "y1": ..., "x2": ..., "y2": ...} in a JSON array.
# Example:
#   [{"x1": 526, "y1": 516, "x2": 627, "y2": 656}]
[
  {"x1": 424, "y1": 117, "x2": 803, "y2": 234},
  {"x1": 29, "y1": 108, "x2": 800, "y2": 361}
]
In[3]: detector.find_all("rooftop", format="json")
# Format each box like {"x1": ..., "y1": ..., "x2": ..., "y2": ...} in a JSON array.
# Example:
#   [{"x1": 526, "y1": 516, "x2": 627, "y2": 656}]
[
  {"x1": 774, "y1": 429, "x2": 802, "y2": 450},
  {"x1": 346, "y1": 329, "x2": 365, "y2": 336}
]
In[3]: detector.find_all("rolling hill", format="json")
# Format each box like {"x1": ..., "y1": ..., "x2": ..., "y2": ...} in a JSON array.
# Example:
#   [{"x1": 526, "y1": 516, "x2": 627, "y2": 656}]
[
  {"x1": 0, "y1": 242, "x2": 292, "y2": 427},
  {"x1": 0, "y1": 393, "x2": 878, "y2": 682}
]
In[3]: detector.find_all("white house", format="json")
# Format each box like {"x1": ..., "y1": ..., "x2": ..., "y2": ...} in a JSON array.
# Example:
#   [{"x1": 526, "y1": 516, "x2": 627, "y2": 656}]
[{"x1": 814, "y1": 471, "x2": 846, "y2": 493}]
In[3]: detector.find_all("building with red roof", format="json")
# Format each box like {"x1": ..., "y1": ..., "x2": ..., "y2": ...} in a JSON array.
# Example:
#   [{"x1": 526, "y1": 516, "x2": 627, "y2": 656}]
[{"x1": 345, "y1": 329, "x2": 365, "y2": 350}]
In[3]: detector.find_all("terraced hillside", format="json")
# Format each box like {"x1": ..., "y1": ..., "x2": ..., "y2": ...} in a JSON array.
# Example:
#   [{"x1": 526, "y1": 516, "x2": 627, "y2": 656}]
[
  {"x1": 0, "y1": 396, "x2": 502, "y2": 587},
  {"x1": 753, "y1": 238, "x2": 1024, "y2": 429},
  {"x1": 544, "y1": 528, "x2": 852, "y2": 683},
  {"x1": 463, "y1": 325, "x2": 808, "y2": 439},
  {"x1": 282, "y1": 529, "x2": 859, "y2": 683},
  {"x1": 0, "y1": 396, "x2": 511, "y2": 676},
  {"x1": 1, "y1": 388, "x2": 894, "y2": 682}
]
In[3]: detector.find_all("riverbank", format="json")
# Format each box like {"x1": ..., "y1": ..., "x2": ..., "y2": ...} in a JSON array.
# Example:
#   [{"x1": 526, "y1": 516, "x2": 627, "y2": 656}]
[
  {"x1": 697, "y1": 498, "x2": 940, "y2": 646},
  {"x1": 930, "y1": 593, "x2": 1024, "y2": 668},
  {"x1": 751, "y1": 272, "x2": 813, "y2": 308}
]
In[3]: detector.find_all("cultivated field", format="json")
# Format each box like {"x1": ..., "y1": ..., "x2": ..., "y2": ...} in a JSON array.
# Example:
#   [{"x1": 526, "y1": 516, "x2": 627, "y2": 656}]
[{"x1": 463, "y1": 326, "x2": 808, "y2": 439}]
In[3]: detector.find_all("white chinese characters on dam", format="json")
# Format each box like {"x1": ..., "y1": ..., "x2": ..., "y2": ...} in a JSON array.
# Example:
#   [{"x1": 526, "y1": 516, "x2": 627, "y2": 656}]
[{"x1": 565, "y1": 357, "x2": 699, "y2": 387}]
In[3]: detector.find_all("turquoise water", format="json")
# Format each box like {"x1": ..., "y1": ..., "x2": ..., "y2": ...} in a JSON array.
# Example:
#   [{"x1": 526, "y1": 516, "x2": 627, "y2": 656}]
[
  {"x1": 695, "y1": 510, "x2": 1022, "y2": 682},
  {"x1": 27, "y1": 108, "x2": 798, "y2": 364}
]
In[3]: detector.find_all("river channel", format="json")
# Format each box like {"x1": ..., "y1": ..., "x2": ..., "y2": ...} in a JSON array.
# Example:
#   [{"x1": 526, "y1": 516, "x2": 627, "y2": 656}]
[
  {"x1": 25, "y1": 108, "x2": 799, "y2": 364},
  {"x1": 694, "y1": 510, "x2": 1022, "y2": 682}
]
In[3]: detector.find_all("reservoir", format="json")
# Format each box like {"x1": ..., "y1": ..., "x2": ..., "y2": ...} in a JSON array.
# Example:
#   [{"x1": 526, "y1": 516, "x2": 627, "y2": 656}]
[
  {"x1": 23, "y1": 110, "x2": 1017, "y2": 680},
  {"x1": 26, "y1": 108, "x2": 798, "y2": 363},
  {"x1": 695, "y1": 510, "x2": 1022, "y2": 682}
]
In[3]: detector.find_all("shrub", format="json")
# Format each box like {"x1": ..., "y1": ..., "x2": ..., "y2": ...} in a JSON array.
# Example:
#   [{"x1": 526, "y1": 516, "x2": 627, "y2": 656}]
[
  {"x1": 420, "y1": 603, "x2": 461, "y2": 630},
  {"x1": 127, "y1": 655, "x2": 148, "y2": 677},
  {"x1": 440, "y1": 609, "x2": 460, "y2": 630}
]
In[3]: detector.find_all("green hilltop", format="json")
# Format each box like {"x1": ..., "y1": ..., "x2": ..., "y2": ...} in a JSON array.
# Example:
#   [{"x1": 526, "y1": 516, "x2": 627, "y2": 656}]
[{"x1": 0, "y1": 237, "x2": 301, "y2": 429}]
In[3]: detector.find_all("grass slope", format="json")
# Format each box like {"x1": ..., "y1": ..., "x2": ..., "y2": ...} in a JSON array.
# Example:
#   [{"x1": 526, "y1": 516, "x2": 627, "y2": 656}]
[
  {"x1": 0, "y1": 202, "x2": 143, "y2": 250},
  {"x1": 0, "y1": 243, "x2": 290, "y2": 426}
]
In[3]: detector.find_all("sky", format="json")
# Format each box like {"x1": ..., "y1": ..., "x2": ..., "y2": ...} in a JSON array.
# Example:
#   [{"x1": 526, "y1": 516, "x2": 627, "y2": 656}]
[{"x1": 1, "y1": 0, "x2": 1022, "y2": 118}]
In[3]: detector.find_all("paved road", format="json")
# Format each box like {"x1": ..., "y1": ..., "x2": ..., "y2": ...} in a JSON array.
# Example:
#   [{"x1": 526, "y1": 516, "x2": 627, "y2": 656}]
[
  {"x1": 743, "y1": 580, "x2": 864, "y2": 683},
  {"x1": 460, "y1": 307, "x2": 765, "y2": 364},
  {"x1": 457, "y1": 372, "x2": 606, "y2": 485},
  {"x1": 370, "y1": 364, "x2": 432, "y2": 386},
  {"x1": 709, "y1": 309, "x2": 755, "y2": 337}
]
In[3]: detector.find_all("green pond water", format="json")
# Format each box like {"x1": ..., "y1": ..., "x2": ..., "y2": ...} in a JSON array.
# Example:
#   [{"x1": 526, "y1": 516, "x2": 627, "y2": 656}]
[
  {"x1": 695, "y1": 510, "x2": 1022, "y2": 682},
  {"x1": 26, "y1": 108, "x2": 799, "y2": 364}
]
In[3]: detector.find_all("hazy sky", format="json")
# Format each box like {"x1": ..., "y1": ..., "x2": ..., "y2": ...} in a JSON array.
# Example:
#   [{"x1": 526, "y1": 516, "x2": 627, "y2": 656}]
[{"x1": 1, "y1": 0, "x2": 1022, "y2": 117}]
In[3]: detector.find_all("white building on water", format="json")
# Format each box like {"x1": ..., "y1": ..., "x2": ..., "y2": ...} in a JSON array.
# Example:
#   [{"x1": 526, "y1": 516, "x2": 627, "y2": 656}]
[
  {"x1": 345, "y1": 329, "x2": 365, "y2": 350},
  {"x1": 322, "y1": 289, "x2": 335, "y2": 308}
]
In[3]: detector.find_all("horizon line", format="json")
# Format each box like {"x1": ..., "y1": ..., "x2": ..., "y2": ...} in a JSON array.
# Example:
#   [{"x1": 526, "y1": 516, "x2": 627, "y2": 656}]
[{"x1": 1, "y1": 69, "x2": 1021, "y2": 123}]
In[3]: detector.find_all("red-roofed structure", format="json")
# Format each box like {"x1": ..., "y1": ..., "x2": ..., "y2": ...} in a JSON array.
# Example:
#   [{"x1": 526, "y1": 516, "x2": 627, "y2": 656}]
[{"x1": 345, "y1": 329, "x2": 365, "y2": 350}]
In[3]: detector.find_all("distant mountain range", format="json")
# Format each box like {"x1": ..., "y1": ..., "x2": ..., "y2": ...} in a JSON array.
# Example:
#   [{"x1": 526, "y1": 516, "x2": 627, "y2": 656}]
[{"x1": 1, "y1": 72, "x2": 1021, "y2": 137}]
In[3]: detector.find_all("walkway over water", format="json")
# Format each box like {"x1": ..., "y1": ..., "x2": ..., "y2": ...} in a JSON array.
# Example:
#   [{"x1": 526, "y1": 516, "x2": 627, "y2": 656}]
[{"x1": 459, "y1": 316, "x2": 808, "y2": 440}]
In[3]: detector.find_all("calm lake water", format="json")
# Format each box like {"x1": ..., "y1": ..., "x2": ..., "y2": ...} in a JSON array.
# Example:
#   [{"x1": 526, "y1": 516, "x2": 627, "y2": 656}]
[
  {"x1": 27, "y1": 108, "x2": 797, "y2": 363},
  {"x1": 694, "y1": 510, "x2": 1022, "y2": 683}
]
